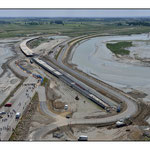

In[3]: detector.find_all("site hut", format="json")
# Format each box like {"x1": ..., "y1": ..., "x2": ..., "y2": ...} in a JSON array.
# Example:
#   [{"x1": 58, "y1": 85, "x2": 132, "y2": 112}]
[{"x1": 78, "y1": 135, "x2": 88, "y2": 141}]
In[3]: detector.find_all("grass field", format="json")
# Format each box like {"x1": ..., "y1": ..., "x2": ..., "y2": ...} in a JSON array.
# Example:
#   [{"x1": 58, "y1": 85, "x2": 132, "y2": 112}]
[{"x1": 106, "y1": 41, "x2": 132, "y2": 55}]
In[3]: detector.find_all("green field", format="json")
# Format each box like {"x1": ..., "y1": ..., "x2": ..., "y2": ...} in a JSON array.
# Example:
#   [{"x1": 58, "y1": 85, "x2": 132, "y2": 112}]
[
  {"x1": 106, "y1": 41, "x2": 132, "y2": 55},
  {"x1": 0, "y1": 17, "x2": 150, "y2": 38}
]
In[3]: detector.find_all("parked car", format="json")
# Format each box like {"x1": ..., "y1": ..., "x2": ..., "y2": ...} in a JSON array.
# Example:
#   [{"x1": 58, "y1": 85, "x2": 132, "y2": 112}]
[
  {"x1": 4, "y1": 103, "x2": 12, "y2": 107},
  {"x1": 15, "y1": 112, "x2": 21, "y2": 119},
  {"x1": 64, "y1": 104, "x2": 68, "y2": 110},
  {"x1": 0, "y1": 111, "x2": 6, "y2": 115}
]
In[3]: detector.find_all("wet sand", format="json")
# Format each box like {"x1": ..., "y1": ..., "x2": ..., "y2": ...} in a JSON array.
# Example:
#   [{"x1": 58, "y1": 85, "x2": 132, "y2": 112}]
[
  {"x1": 0, "y1": 44, "x2": 14, "y2": 74},
  {"x1": 0, "y1": 70, "x2": 20, "y2": 105}
]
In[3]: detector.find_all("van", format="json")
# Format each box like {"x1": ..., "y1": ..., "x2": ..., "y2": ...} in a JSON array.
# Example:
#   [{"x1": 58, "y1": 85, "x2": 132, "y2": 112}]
[
  {"x1": 16, "y1": 112, "x2": 21, "y2": 119},
  {"x1": 78, "y1": 135, "x2": 88, "y2": 141}
]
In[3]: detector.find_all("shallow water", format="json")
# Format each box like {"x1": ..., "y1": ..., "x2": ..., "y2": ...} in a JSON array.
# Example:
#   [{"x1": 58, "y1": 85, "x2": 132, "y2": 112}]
[{"x1": 71, "y1": 33, "x2": 150, "y2": 88}]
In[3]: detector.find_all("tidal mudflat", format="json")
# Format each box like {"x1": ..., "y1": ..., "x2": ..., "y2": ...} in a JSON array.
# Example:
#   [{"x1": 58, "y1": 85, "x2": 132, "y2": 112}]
[{"x1": 69, "y1": 33, "x2": 150, "y2": 102}]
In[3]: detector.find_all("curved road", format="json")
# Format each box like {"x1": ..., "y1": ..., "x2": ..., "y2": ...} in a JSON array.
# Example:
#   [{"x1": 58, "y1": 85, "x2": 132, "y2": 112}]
[
  {"x1": 20, "y1": 35, "x2": 139, "y2": 140},
  {"x1": 47, "y1": 36, "x2": 138, "y2": 119}
]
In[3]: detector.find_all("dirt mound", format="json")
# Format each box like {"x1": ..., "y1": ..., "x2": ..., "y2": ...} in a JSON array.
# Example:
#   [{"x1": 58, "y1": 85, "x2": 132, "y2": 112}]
[
  {"x1": 131, "y1": 102, "x2": 150, "y2": 126},
  {"x1": 53, "y1": 101, "x2": 65, "y2": 109}
]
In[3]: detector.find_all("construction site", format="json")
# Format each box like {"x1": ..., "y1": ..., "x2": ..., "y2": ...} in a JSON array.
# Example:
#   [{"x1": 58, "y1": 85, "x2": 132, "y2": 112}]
[{"x1": 1, "y1": 12, "x2": 150, "y2": 142}]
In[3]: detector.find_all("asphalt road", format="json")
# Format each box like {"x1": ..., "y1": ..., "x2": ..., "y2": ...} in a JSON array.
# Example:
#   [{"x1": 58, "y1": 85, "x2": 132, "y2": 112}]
[
  {"x1": 46, "y1": 39, "x2": 119, "y2": 107},
  {"x1": 49, "y1": 38, "x2": 138, "y2": 119},
  {"x1": 9, "y1": 59, "x2": 28, "y2": 78},
  {"x1": 0, "y1": 76, "x2": 38, "y2": 140}
]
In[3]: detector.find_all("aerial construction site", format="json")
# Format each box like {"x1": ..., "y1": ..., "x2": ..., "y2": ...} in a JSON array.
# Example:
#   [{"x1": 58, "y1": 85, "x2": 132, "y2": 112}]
[{"x1": 1, "y1": 9, "x2": 150, "y2": 141}]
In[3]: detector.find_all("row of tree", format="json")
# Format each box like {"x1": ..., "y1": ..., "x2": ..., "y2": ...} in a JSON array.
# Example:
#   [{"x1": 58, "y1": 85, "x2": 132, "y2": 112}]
[
  {"x1": 0, "y1": 21, "x2": 11, "y2": 24},
  {"x1": 127, "y1": 21, "x2": 150, "y2": 26},
  {"x1": 116, "y1": 21, "x2": 150, "y2": 26},
  {"x1": 24, "y1": 20, "x2": 64, "y2": 25}
]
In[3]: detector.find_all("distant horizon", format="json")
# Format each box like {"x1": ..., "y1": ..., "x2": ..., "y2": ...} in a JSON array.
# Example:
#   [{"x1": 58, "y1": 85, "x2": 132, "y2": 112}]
[
  {"x1": 1, "y1": 16, "x2": 150, "y2": 18},
  {"x1": 0, "y1": 9, "x2": 150, "y2": 18}
]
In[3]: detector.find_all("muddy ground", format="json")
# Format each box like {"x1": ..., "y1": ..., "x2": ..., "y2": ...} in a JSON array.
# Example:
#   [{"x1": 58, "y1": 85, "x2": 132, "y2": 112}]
[
  {"x1": 0, "y1": 70, "x2": 20, "y2": 105},
  {"x1": 43, "y1": 124, "x2": 143, "y2": 141},
  {"x1": 40, "y1": 98, "x2": 150, "y2": 141},
  {"x1": 0, "y1": 38, "x2": 26, "y2": 106}
]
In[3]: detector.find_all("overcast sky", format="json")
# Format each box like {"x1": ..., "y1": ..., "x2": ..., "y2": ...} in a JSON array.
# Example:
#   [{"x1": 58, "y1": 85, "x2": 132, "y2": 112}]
[{"x1": 0, "y1": 9, "x2": 150, "y2": 17}]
